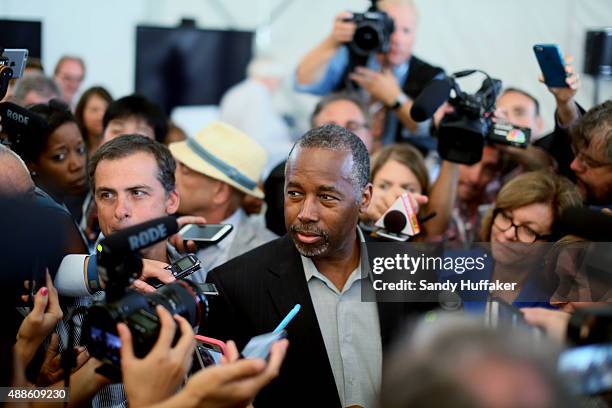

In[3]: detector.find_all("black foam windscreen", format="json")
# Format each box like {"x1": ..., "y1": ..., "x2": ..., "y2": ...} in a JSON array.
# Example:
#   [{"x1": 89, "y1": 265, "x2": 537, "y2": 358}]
[
  {"x1": 0, "y1": 102, "x2": 48, "y2": 137},
  {"x1": 559, "y1": 207, "x2": 612, "y2": 241},
  {"x1": 383, "y1": 210, "x2": 407, "y2": 234},
  {"x1": 100, "y1": 216, "x2": 178, "y2": 255},
  {"x1": 410, "y1": 78, "x2": 452, "y2": 122}
]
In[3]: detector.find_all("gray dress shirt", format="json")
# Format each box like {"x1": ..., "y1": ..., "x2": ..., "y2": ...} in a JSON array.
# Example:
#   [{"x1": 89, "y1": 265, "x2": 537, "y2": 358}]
[{"x1": 300, "y1": 229, "x2": 382, "y2": 407}]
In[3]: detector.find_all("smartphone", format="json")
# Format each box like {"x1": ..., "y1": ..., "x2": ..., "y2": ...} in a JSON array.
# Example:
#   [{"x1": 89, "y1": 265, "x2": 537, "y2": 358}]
[
  {"x1": 241, "y1": 330, "x2": 287, "y2": 360},
  {"x1": 558, "y1": 343, "x2": 612, "y2": 395},
  {"x1": 1, "y1": 49, "x2": 29, "y2": 79},
  {"x1": 147, "y1": 254, "x2": 201, "y2": 289},
  {"x1": 179, "y1": 224, "x2": 233, "y2": 248},
  {"x1": 193, "y1": 335, "x2": 226, "y2": 369},
  {"x1": 488, "y1": 122, "x2": 531, "y2": 148},
  {"x1": 485, "y1": 297, "x2": 530, "y2": 329},
  {"x1": 533, "y1": 44, "x2": 568, "y2": 88}
]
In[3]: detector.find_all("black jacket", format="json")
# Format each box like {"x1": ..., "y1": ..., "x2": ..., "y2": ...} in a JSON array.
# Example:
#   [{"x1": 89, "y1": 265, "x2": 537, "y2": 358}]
[{"x1": 204, "y1": 235, "x2": 427, "y2": 407}]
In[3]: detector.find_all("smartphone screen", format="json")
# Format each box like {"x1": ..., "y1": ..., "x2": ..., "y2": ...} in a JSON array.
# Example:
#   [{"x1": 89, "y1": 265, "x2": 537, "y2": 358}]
[
  {"x1": 89, "y1": 326, "x2": 122, "y2": 366},
  {"x1": 179, "y1": 224, "x2": 233, "y2": 243},
  {"x1": 196, "y1": 344, "x2": 224, "y2": 367},
  {"x1": 191, "y1": 335, "x2": 226, "y2": 373},
  {"x1": 242, "y1": 330, "x2": 287, "y2": 360},
  {"x1": 559, "y1": 343, "x2": 612, "y2": 395},
  {"x1": 486, "y1": 298, "x2": 530, "y2": 329},
  {"x1": 533, "y1": 44, "x2": 568, "y2": 88}
]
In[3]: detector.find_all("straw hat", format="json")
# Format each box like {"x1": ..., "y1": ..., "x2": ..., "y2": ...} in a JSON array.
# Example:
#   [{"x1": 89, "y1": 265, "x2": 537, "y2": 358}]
[{"x1": 169, "y1": 121, "x2": 267, "y2": 198}]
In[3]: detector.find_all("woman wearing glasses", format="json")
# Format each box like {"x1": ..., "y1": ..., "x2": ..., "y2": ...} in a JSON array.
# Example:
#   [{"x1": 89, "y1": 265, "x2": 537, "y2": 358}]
[{"x1": 479, "y1": 170, "x2": 583, "y2": 306}]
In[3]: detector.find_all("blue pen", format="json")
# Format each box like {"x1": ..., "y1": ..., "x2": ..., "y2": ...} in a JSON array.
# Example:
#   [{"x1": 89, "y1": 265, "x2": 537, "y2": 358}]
[{"x1": 273, "y1": 304, "x2": 301, "y2": 333}]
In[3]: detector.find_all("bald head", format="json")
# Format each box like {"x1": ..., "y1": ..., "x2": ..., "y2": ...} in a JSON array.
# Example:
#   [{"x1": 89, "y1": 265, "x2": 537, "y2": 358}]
[{"x1": 0, "y1": 145, "x2": 35, "y2": 195}]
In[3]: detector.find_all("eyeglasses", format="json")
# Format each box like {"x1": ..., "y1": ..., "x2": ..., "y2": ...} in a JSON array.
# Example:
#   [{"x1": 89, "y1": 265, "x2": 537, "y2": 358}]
[
  {"x1": 571, "y1": 145, "x2": 612, "y2": 169},
  {"x1": 492, "y1": 209, "x2": 552, "y2": 243},
  {"x1": 323, "y1": 120, "x2": 369, "y2": 133}
]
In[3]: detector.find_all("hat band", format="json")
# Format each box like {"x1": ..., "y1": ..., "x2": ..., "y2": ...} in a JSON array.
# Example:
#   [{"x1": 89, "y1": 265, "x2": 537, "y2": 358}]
[{"x1": 186, "y1": 138, "x2": 257, "y2": 191}]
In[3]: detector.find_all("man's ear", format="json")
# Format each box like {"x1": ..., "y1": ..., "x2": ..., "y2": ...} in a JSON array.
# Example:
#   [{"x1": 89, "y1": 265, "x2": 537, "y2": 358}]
[
  {"x1": 212, "y1": 181, "x2": 231, "y2": 205},
  {"x1": 165, "y1": 189, "x2": 180, "y2": 215},
  {"x1": 359, "y1": 183, "x2": 373, "y2": 214}
]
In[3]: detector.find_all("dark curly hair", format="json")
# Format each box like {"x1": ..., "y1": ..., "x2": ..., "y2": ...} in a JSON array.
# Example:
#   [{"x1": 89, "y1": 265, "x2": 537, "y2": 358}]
[{"x1": 12, "y1": 99, "x2": 80, "y2": 163}]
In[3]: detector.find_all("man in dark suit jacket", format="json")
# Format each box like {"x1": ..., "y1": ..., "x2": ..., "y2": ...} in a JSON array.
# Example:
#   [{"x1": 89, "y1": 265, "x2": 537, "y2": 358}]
[{"x1": 204, "y1": 124, "x2": 431, "y2": 407}]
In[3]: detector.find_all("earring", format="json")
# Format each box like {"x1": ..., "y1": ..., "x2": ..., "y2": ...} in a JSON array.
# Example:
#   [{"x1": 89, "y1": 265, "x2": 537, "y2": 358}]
[{"x1": 30, "y1": 171, "x2": 37, "y2": 177}]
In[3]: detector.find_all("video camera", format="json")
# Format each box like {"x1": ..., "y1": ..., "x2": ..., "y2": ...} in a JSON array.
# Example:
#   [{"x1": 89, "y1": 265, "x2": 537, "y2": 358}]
[
  {"x1": 411, "y1": 70, "x2": 531, "y2": 165},
  {"x1": 83, "y1": 216, "x2": 216, "y2": 380}
]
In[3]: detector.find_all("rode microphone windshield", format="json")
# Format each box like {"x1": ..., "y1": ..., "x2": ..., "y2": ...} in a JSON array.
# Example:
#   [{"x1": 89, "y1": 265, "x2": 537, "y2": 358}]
[
  {"x1": 99, "y1": 216, "x2": 179, "y2": 255},
  {"x1": 0, "y1": 102, "x2": 48, "y2": 146}
]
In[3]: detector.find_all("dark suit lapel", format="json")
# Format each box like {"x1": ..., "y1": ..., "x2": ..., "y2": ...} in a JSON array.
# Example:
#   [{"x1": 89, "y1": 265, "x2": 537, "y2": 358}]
[
  {"x1": 376, "y1": 301, "x2": 407, "y2": 349},
  {"x1": 266, "y1": 235, "x2": 341, "y2": 406}
]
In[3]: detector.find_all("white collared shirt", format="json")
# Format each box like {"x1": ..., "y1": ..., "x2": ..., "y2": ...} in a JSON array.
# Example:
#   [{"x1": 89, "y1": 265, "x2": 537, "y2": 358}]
[{"x1": 190, "y1": 208, "x2": 244, "y2": 283}]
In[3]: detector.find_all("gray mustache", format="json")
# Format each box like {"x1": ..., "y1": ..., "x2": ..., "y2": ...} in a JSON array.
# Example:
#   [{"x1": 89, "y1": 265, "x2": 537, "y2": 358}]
[{"x1": 290, "y1": 224, "x2": 328, "y2": 238}]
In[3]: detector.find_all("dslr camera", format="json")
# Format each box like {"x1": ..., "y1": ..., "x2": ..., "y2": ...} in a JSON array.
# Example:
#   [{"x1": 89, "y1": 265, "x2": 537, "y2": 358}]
[
  {"x1": 82, "y1": 217, "x2": 216, "y2": 380},
  {"x1": 345, "y1": 0, "x2": 394, "y2": 59}
]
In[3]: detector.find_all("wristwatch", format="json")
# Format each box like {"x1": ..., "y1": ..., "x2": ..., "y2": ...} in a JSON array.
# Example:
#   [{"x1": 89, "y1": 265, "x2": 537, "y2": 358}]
[{"x1": 388, "y1": 92, "x2": 408, "y2": 110}]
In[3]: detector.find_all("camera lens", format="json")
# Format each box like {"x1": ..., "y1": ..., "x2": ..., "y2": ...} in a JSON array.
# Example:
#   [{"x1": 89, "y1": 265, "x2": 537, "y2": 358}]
[
  {"x1": 353, "y1": 24, "x2": 381, "y2": 56},
  {"x1": 148, "y1": 280, "x2": 208, "y2": 327},
  {"x1": 84, "y1": 279, "x2": 210, "y2": 366}
]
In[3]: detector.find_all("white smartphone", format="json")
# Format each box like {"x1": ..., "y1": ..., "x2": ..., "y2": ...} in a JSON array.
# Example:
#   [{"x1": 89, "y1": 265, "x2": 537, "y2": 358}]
[{"x1": 179, "y1": 224, "x2": 233, "y2": 247}]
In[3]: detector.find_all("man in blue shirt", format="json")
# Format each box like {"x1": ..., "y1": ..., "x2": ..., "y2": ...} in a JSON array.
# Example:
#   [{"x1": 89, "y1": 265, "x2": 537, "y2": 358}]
[{"x1": 295, "y1": 0, "x2": 444, "y2": 148}]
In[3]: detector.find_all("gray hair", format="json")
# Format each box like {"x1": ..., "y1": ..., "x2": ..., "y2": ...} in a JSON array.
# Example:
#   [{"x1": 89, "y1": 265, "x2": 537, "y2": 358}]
[
  {"x1": 310, "y1": 91, "x2": 371, "y2": 128},
  {"x1": 13, "y1": 74, "x2": 60, "y2": 106},
  {"x1": 571, "y1": 99, "x2": 612, "y2": 163},
  {"x1": 0, "y1": 144, "x2": 32, "y2": 195},
  {"x1": 288, "y1": 124, "x2": 370, "y2": 197},
  {"x1": 380, "y1": 313, "x2": 575, "y2": 408}
]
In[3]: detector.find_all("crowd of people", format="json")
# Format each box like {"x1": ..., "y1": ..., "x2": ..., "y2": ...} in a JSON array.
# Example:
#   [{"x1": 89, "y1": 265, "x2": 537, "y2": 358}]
[{"x1": 1, "y1": 0, "x2": 611, "y2": 407}]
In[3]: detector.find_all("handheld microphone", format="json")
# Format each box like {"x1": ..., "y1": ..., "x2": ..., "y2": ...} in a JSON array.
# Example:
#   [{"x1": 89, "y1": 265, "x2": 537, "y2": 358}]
[
  {"x1": 98, "y1": 216, "x2": 179, "y2": 255},
  {"x1": 410, "y1": 78, "x2": 452, "y2": 122},
  {"x1": 55, "y1": 254, "x2": 101, "y2": 297},
  {"x1": 374, "y1": 193, "x2": 421, "y2": 241},
  {"x1": 559, "y1": 207, "x2": 612, "y2": 242}
]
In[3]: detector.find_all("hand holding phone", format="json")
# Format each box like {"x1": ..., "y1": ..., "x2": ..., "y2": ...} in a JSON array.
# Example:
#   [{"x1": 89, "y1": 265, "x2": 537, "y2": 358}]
[
  {"x1": 146, "y1": 254, "x2": 201, "y2": 289},
  {"x1": 179, "y1": 224, "x2": 233, "y2": 249},
  {"x1": 192, "y1": 335, "x2": 226, "y2": 370},
  {"x1": 533, "y1": 44, "x2": 569, "y2": 88}
]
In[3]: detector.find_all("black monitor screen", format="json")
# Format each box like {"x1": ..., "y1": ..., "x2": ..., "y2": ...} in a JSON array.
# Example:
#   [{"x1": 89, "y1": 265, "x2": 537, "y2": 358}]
[
  {"x1": 0, "y1": 19, "x2": 42, "y2": 59},
  {"x1": 135, "y1": 25, "x2": 253, "y2": 114}
]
